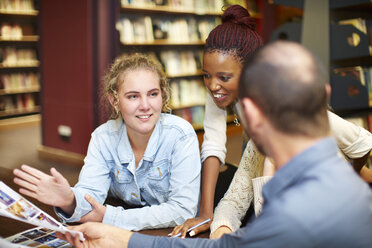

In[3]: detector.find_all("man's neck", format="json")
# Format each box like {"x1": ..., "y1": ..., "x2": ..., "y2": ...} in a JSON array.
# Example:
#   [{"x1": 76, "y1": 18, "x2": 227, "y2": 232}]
[{"x1": 267, "y1": 131, "x2": 328, "y2": 170}]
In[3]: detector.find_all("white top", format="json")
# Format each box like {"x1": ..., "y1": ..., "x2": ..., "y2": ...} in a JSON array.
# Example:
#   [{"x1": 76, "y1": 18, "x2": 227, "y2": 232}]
[{"x1": 210, "y1": 110, "x2": 372, "y2": 233}]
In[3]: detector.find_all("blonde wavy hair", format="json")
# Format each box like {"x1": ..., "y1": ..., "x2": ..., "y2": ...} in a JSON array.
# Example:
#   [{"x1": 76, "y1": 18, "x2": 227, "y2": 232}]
[{"x1": 104, "y1": 53, "x2": 170, "y2": 119}]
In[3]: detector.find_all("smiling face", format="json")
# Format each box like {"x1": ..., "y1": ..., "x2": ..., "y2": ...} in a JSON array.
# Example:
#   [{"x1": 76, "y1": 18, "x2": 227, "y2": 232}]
[
  {"x1": 116, "y1": 69, "x2": 163, "y2": 138},
  {"x1": 203, "y1": 51, "x2": 243, "y2": 108}
]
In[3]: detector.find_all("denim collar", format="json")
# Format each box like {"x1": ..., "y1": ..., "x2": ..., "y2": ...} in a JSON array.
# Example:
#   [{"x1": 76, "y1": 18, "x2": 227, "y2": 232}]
[
  {"x1": 262, "y1": 137, "x2": 338, "y2": 202},
  {"x1": 115, "y1": 115, "x2": 163, "y2": 164}
]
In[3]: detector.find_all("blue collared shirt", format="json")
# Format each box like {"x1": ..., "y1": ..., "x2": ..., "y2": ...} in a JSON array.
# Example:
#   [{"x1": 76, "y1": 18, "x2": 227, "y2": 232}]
[
  {"x1": 56, "y1": 114, "x2": 201, "y2": 231},
  {"x1": 130, "y1": 137, "x2": 372, "y2": 247}
]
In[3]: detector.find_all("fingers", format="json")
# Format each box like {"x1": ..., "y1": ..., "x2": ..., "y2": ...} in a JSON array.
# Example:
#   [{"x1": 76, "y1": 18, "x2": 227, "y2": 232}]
[
  {"x1": 189, "y1": 222, "x2": 210, "y2": 237},
  {"x1": 13, "y1": 176, "x2": 38, "y2": 192},
  {"x1": 20, "y1": 164, "x2": 45, "y2": 179},
  {"x1": 18, "y1": 187, "x2": 38, "y2": 199},
  {"x1": 13, "y1": 168, "x2": 40, "y2": 186},
  {"x1": 169, "y1": 224, "x2": 189, "y2": 238},
  {"x1": 58, "y1": 231, "x2": 85, "y2": 248},
  {"x1": 50, "y1": 167, "x2": 67, "y2": 184},
  {"x1": 85, "y1": 194, "x2": 100, "y2": 209}
]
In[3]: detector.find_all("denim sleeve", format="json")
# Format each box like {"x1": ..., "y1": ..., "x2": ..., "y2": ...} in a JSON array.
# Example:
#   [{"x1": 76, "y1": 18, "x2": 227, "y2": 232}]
[
  {"x1": 55, "y1": 131, "x2": 112, "y2": 222},
  {"x1": 201, "y1": 92, "x2": 227, "y2": 164},
  {"x1": 102, "y1": 133, "x2": 201, "y2": 230}
]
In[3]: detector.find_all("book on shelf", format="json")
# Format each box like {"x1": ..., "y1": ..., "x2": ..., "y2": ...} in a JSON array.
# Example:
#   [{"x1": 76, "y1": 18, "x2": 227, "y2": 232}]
[
  {"x1": 0, "y1": 181, "x2": 84, "y2": 245},
  {"x1": 121, "y1": 0, "x2": 224, "y2": 13},
  {"x1": 338, "y1": 18, "x2": 372, "y2": 52},
  {"x1": 0, "y1": 72, "x2": 39, "y2": 91},
  {"x1": 0, "y1": 0, "x2": 35, "y2": 13},
  {"x1": 117, "y1": 16, "x2": 219, "y2": 44},
  {"x1": 0, "y1": 92, "x2": 37, "y2": 111},
  {"x1": 0, "y1": 47, "x2": 38, "y2": 67},
  {"x1": 333, "y1": 66, "x2": 372, "y2": 107},
  {"x1": 0, "y1": 23, "x2": 22, "y2": 39}
]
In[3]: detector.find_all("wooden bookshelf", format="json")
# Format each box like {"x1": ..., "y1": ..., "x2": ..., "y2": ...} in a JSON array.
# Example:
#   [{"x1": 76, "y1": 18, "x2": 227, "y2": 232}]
[
  {"x1": 0, "y1": 105, "x2": 40, "y2": 117},
  {"x1": 167, "y1": 70, "x2": 204, "y2": 78},
  {"x1": 0, "y1": 35, "x2": 39, "y2": 42},
  {"x1": 0, "y1": 9, "x2": 38, "y2": 16},
  {"x1": 121, "y1": 5, "x2": 261, "y2": 18},
  {"x1": 121, "y1": 40, "x2": 205, "y2": 46},
  {"x1": 0, "y1": 0, "x2": 40, "y2": 120},
  {"x1": 0, "y1": 85, "x2": 39, "y2": 95},
  {"x1": 118, "y1": 1, "x2": 262, "y2": 131},
  {"x1": 0, "y1": 61, "x2": 39, "y2": 68}
]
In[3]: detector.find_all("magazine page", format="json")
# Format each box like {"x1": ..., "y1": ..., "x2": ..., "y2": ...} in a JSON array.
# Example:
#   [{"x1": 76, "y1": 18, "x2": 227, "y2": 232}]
[
  {"x1": 4, "y1": 226, "x2": 72, "y2": 248},
  {"x1": 0, "y1": 181, "x2": 84, "y2": 241}
]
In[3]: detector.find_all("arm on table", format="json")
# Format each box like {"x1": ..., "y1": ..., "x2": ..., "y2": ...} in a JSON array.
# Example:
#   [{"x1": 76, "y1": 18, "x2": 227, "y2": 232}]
[
  {"x1": 210, "y1": 141, "x2": 265, "y2": 239},
  {"x1": 171, "y1": 93, "x2": 227, "y2": 238}
]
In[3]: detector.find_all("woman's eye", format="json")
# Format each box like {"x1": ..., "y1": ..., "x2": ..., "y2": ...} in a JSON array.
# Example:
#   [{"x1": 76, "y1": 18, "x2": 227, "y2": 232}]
[
  {"x1": 150, "y1": 92, "x2": 158, "y2": 97},
  {"x1": 220, "y1": 76, "x2": 230, "y2": 82},
  {"x1": 128, "y1": 95, "x2": 137, "y2": 99},
  {"x1": 203, "y1": 73, "x2": 210, "y2": 79}
]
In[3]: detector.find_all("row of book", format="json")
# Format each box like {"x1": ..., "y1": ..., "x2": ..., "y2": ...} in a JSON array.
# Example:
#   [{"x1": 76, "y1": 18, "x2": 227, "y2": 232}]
[
  {"x1": 160, "y1": 50, "x2": 202, "y2": 76},
  {"x1": 0, "y1": 23, "x2": 22, "y2": 39},
  {"x1": 173, "y1": 105, "x2": 205, "y2": 128},
  {"x1": 333, "y1": 66, "x2": 372, "y2": 107},
  {"x1": 170, "y1": 78, "x2": 206, "y2": 108},
  {"x1": 338, "y1": 18, "x2": 372, "y2": 52},
  {"x1": 0, "y1": 47, "x2": 38, "y2": 66},
  {"x1": 0, "y1": 72, "x2": 39, "y2": 91},
  {"x1": 121, "y1": 0, "x2": 225, "y2": 13},
  {"x1": 116, "y1": 16, "x2": 219, "y2": 43},
  {"x1": 121, "y1": 50, "x2": 203, "y2": 77},
  {"x1": 0, "y1": 0, "x2": 35, "y2": 12},
  {"x1": 0, "y1": 92, "x2": 37, "y2": 112}
]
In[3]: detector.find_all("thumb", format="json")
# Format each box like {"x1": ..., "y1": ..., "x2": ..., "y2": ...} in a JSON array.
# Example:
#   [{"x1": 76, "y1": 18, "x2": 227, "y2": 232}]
[
  {"x1": 189, "y1": 223, "x2": 210, "y2": 237},
  {"x1": 85, "y1": 194, "x2": 100, "y2": 209},
  {"x1": 50, "y1": 167, "x2": 68, "y2": 185}
]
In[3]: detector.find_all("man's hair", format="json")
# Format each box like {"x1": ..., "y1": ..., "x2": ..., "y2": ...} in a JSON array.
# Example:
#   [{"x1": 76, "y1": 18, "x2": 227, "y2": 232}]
[
  {"x1": 238, "y1": 41, "x2": 330, "y2": 137},
  {"x1": 204, "y1": 4, "x2": 263, "y2": 64}
]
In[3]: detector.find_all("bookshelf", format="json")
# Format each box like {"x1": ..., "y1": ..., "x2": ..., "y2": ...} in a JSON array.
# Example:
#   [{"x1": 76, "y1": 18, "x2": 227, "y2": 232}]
[
  {"x1": 117, "y1": 0, "x2": 261, "y2": 131},
  {"x1": 0, "y1": 0, "x2": 40, "y2": 119},
  {"x1": 271, "y1": 0, "x2": 372, "y2": 131}
]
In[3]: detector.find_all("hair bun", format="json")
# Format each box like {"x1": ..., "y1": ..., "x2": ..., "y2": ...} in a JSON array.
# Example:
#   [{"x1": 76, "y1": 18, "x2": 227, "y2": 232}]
[{"x1": 222, "y1": 4, "x2": 257, "y2": 30}]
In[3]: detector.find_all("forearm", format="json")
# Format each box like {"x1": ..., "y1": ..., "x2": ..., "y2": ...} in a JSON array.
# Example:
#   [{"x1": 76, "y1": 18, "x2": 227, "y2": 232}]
[
  {"x1": 352, "y1": 151, "x2": 370, "y2": 174},
  {"x1": 360, "y1": 166, "x2": 372, "y2": 183},
  {"x1": 59, "y1": 191, "x2": 76, "y2": 216},
  {"x1": 199, "y1": 156, "x2": 221, "y2": 219}
]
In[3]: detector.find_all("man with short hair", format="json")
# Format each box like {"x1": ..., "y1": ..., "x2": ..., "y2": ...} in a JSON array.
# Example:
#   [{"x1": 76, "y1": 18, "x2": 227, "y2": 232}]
[{"x1": 60, "y1": 41, "x2": 372, "y2": 248}]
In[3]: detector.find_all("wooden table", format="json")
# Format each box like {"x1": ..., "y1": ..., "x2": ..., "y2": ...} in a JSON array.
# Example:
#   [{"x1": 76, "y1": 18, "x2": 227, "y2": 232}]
[{"x1": 0, "y1": 168, "x2": 209, "y2": 239}]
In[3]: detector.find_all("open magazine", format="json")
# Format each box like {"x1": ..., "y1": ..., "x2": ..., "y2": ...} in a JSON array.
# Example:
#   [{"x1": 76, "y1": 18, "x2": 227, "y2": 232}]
[
  {"x1": 2, "y1": 227, "x2": 72, "y2": 248},
  {"x1": 0, "y1": 181, "x2": 84, "y2": 244}
]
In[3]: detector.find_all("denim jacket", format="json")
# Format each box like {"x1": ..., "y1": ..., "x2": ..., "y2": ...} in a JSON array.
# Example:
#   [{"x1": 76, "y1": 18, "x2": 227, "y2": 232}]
[{"x1": 56, "y1": 114, "x2": 201, "y2": 231}]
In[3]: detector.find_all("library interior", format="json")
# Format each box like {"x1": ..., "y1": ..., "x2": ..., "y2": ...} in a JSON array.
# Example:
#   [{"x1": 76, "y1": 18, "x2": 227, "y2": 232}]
[{"x1": 0, "y1": 0, "x2": 372, "y2": 247}]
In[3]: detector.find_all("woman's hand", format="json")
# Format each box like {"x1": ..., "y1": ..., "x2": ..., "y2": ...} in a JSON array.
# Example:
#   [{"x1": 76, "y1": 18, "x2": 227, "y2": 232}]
[
  {"x1": 210, "y1": 225, "x2": 232, "y2": 239},
  {"x1": 169, "y1": 216, "x2": 211, "y2": 238},
  {"x1": 13, "y1": 164, "x2": 75, "y2": 214},
  {"x1": 80, "y1": 194, "x2": 106, "y2": 223}
]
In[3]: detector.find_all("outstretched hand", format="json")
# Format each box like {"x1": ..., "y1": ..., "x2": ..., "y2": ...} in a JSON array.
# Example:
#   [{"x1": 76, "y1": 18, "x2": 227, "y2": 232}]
[
  {"x1": 13, "y1": 164, "x2": 75, "y2": 214},
  {"x1": 56, "y1": 222, "x2": 133, "y2": 248},
  {"x1": 80, "y1": 194, "x2": 106, "y2": 223},
  {"x1": 169, "y1": 216, "x2": 211, "y2": 238}
]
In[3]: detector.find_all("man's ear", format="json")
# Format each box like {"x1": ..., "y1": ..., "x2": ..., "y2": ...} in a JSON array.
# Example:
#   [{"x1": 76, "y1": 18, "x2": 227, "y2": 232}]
[
  {"x1": 325, "y1": 84, "x2": 331, "y2": 98},
  {"x1": 241, "y1": 97, "x2": 263, "y2": 131}
]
